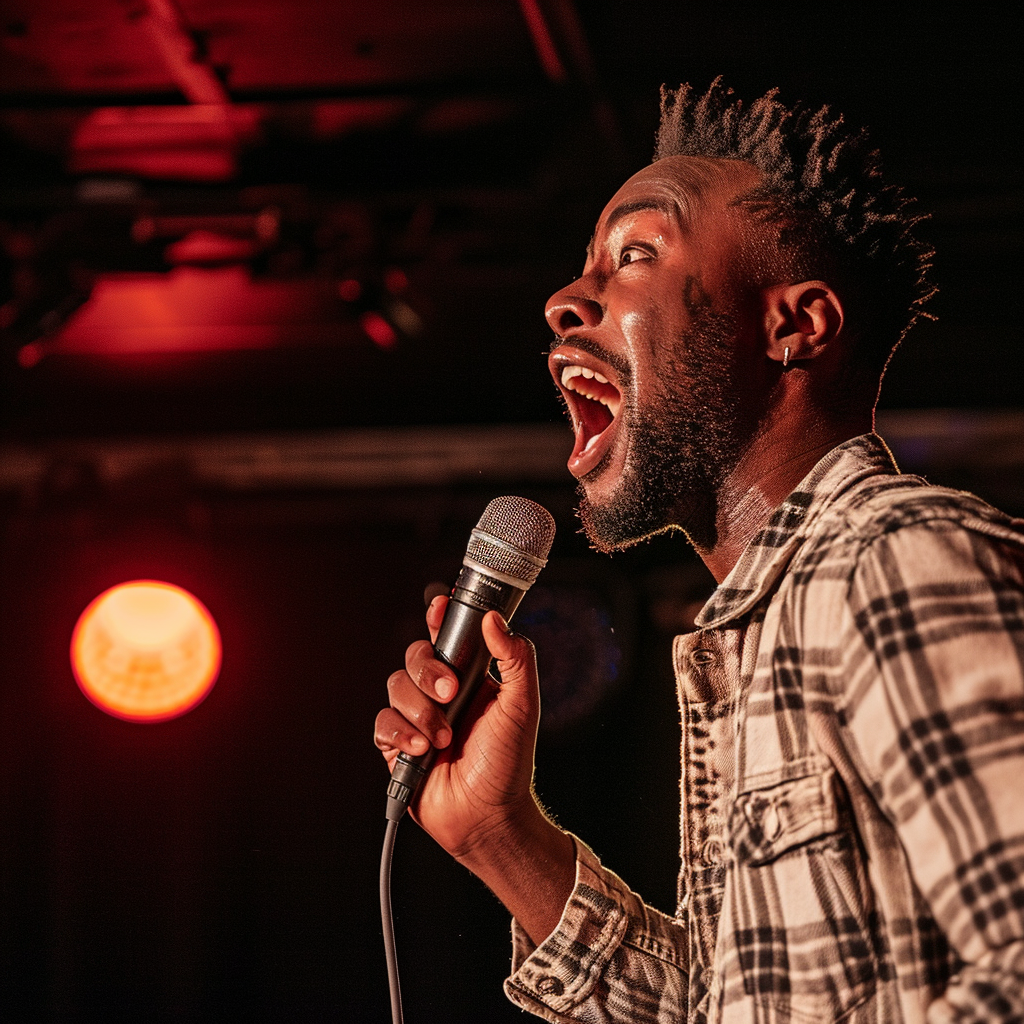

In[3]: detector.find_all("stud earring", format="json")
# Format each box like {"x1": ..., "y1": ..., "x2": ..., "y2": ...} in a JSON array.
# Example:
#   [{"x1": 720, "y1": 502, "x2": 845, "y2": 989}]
[{"x1": 783, "y1": 346, "x2": 791, "y2": 368}]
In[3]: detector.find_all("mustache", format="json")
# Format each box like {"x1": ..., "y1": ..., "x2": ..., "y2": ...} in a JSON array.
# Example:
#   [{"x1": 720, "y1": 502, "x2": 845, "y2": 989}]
[{"x1": 549, "y1": 334, "x2": 633, "y2": 387}]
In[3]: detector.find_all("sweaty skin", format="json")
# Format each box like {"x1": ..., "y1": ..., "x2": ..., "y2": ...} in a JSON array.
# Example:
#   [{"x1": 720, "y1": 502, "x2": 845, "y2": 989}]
[{"x1": 374, "y1": 154, "x2": 873, "y2": 945}]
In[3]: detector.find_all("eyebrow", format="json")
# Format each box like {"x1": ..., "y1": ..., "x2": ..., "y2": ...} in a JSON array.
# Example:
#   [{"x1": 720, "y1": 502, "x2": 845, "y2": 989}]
[{"x1": 585, "y1": 197, "x2": 685, "y2": 261}]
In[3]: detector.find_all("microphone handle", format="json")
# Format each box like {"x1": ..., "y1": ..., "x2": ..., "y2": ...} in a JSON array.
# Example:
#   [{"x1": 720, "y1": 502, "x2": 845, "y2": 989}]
[{"x1": 386, "y1": 567, "x2": 526, "y2": 821}]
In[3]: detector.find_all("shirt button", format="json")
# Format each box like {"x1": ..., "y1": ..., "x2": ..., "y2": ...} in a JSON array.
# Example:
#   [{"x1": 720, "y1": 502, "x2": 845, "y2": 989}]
[
  {"x1": 744, "y1": 798, "x2": 782, "y2": 841},
  {"x1": 701, "y1": 837, "x2": 725, "y2": 865},
  {"x1": 536, "y1": 975, "x2": 564, "y2": 996}
]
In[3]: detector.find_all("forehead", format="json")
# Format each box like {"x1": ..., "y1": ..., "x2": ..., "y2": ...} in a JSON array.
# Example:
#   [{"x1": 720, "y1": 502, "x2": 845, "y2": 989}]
[{"x1": 594, "y1": 156, "x2": 762, "y2": 242}]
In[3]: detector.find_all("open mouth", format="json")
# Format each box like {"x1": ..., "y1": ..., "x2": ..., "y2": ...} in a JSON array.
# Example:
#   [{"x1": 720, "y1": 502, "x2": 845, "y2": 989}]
[{"x1": 558, "y1": 363, "x2": 623, "y2": 475}]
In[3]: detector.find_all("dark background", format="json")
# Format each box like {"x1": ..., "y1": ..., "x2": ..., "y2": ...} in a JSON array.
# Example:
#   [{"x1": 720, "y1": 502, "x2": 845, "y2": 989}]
[{"x1": 0, "y1": 2, "x2": 1020, "y2": 1021}]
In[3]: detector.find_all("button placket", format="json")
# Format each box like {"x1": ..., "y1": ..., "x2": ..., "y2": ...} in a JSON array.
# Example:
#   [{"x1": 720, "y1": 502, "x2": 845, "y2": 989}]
[{"x1": 675, "y1": 628, "x2": 740, "y2": 984}]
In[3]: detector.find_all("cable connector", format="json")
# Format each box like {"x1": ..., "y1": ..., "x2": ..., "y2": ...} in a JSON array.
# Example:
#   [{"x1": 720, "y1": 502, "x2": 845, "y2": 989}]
[{"x1": 385, "y1": 754, "x2": 428, "y2": 822}]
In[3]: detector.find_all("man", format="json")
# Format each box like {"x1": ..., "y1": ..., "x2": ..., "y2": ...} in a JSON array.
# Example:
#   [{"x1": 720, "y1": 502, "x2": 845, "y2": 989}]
[{"x1": 374, "y1": 81, "x2": 1024, "y2": 1022}]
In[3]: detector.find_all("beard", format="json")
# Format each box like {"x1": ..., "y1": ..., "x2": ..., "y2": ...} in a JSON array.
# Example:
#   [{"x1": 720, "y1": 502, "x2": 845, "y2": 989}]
[{"x1": 578, "y1": 295, "x2": 754, "y2": 554}]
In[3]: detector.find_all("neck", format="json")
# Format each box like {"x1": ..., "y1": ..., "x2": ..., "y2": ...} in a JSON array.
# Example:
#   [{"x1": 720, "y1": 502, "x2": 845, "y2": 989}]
[{"x1": 695, "y1": 409, "x2": 872, "y2": 583}]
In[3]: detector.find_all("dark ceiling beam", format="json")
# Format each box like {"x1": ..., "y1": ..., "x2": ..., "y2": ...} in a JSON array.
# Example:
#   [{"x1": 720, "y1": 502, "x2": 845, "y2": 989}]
[
  {"x1": 517, "y1": 0, "x2": 568, "y2": 83},
  {"x1": 514, "y1": 0, "x2": 623, "y2": 165},
  {"x1": 516, "y1": 0, "x2": 598, "y2": 87},
  {"x1": 0, "y1": 412, "x2": 1020, "y2": 496},
  {"x1": 136, "y1": 0, "x2": 231, "y2": 107}
]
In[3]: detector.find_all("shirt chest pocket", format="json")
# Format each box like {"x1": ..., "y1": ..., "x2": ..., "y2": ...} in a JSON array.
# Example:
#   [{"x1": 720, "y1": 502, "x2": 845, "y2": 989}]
[{"x1": 717, "y1": 767, "x2": 879, "y2": 1023}]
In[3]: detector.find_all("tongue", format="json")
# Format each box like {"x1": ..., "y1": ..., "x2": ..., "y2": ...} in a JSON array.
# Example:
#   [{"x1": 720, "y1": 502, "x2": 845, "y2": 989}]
[{"x1": 578, "y1": 392, "x2": 614, "y2": 442}]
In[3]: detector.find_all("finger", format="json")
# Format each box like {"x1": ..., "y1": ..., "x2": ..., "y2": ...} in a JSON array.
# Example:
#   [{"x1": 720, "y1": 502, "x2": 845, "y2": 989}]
[
  {"x1": 374, "y1": 706, "x2": 431, "y2": 757},
  {"x1": 405, "y1": 637, "x2": 458, "y2": 703},
  {"x1": 481, "y1": 611, "x2": 538, "y2": 694},
  {"x1": 426, "y1": 594, "x2": 448, "y2": 644},
  {"x1": 386, "y1": 670, "x2": 452, "y2": 749}
]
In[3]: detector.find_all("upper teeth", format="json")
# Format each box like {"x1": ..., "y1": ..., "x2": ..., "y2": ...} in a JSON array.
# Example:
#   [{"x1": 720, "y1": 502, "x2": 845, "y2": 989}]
[{"x1": 561, "y1": 365, "x2": 609, "y2": 386}]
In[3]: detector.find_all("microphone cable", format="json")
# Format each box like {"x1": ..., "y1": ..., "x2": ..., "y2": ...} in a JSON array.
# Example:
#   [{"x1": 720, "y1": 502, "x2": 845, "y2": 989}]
[{"x1": 380, "y1": 816, "x2": 404, "y2": 1024}]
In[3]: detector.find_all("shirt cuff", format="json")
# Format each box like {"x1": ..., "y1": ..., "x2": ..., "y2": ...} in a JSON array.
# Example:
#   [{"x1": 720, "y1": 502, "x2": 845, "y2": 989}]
[{"x1": 503, "y1": 834, "x2": 631, "y2": 1018}]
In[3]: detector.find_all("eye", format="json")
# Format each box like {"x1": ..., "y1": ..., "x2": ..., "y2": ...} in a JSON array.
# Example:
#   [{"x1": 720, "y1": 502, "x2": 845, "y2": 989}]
[{"x1": 618, "y1": 243, "x2": 653, "y2": 267}]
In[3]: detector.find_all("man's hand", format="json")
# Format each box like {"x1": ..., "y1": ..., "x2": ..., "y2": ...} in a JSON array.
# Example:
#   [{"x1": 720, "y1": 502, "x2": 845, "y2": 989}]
[
  {"x1": 373, "y1": 594, "x2": 576, "y2": 945},
  {"x1": 374, "y1": 595, "x2": 540, "y2": 855}
]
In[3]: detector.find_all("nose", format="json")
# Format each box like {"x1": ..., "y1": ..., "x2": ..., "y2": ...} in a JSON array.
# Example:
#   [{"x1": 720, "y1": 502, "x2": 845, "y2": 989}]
[{"x1": 544, "y1": 281, "x2": 603, "y2": 337}]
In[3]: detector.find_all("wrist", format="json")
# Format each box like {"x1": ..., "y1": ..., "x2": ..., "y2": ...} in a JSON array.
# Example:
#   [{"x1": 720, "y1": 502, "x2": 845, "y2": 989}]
[
  {"x1": 456, "y1": 795, "x2": 577, "y2": 947},
  {"x1": 454, "y1": 794, "x2": 550, "y2": 866}
]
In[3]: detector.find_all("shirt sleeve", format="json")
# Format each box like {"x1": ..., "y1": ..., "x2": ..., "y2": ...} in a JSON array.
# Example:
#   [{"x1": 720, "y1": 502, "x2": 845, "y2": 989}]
[
  {"x1": 504, "y1": 835, "x2": 690, "y2": 1023},
  {"x1": 841, "y1": 515, "x2": 1024, "y2": 1022}
]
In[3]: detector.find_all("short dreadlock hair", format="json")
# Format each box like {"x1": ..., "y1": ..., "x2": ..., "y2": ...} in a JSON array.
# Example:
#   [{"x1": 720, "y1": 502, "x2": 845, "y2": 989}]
[{"x1": 655, "y1": 79, "x2": 935, "y2": 379}]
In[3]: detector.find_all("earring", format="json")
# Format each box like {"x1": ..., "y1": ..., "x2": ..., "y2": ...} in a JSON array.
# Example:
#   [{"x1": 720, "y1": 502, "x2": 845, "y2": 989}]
[{"x1": 783, "y1": 346, "x2": 791, "y2": 368}]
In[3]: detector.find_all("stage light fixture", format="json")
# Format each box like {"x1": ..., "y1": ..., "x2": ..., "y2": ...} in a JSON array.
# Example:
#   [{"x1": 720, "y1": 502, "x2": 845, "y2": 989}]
[{"x1": 71, "y1": 580, "x2": 221, "y2": 722}]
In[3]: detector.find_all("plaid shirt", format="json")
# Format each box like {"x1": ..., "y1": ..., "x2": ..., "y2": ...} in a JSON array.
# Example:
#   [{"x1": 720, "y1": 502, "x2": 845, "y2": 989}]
[{"x1": 505, "y1": 435, "x2": 1024, "y2": 1023}]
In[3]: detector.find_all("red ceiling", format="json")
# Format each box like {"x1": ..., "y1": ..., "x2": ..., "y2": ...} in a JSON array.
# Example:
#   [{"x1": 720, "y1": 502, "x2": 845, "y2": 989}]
[
  {"x1": 0, "y1": 3, "x2": 1020, "y2": 431},
  {"x1": 0, "y1": 0, "x2": 539, "y2": 95}
]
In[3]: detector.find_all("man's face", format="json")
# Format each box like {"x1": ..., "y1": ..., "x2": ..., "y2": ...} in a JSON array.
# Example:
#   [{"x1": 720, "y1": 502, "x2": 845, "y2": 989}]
[{"x1": 546, "y1": 156, "x2": 767, "y2": 552}]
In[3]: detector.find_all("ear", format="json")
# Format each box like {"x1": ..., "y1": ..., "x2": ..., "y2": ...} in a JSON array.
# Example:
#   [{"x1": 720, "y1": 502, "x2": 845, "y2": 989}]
[{"x1": 761, "y1": 281, "x2": 844, "y2": 367}]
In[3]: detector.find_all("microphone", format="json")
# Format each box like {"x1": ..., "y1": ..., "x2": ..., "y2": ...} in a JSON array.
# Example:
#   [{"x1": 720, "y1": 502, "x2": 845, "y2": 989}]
[{"x1": 385, "y1": 496, "x2": 556, "y2": 822}]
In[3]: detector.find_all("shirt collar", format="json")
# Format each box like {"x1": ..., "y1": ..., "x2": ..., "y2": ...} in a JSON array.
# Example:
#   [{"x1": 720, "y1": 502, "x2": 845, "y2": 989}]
[{"x1": 695, "y1": 434, "x2": 899, "y2": 628}]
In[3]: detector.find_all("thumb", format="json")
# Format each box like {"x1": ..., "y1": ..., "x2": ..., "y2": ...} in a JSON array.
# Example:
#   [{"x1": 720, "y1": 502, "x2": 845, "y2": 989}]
[{"x1": 481, "y1": 611, "x2": 538, "y2": 698}]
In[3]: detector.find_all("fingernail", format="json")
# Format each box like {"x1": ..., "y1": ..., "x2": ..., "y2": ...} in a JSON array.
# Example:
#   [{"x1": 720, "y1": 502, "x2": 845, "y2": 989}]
[
  {"x1": 494, "y1": 613, "x2": 510, "y2": 633},
  {"x1": 436, "y1": 676, "x2": 455, "y2": 700},
  {"x1": 437, "y1": 727, "x2": 452, "y2": 748},
  {"x1": 410, "y1": 734, "x2": 429, "y2": 754}
]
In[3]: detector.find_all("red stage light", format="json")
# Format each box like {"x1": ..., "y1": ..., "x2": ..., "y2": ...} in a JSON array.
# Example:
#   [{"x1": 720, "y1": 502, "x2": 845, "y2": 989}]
[
  {"x1": 71, "y1": 581, "x2": 221, "y2": 723},
  {"x1": 359, "y1": 310, "x2": 398, "y2": 349},
  {"x1": 338, "y1": 278, "x2": 363, "y2": 302}
]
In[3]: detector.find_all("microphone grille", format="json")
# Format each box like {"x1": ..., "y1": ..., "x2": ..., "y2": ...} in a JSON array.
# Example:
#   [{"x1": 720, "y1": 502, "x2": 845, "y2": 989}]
[{"x1": 465, "y1": 496, "x2": 556, "y2": 588}]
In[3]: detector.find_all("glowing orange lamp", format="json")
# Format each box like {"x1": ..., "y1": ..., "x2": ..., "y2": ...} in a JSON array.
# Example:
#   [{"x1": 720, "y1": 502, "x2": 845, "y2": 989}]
[{"x1": 71, "y1": 580, "x2": 221, "y2": 722}]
